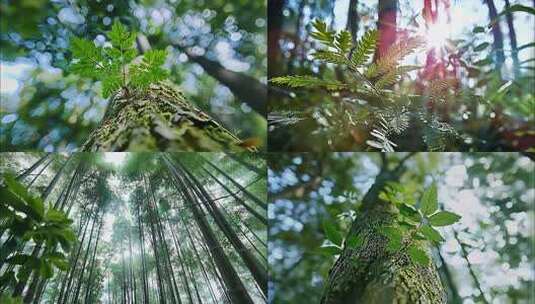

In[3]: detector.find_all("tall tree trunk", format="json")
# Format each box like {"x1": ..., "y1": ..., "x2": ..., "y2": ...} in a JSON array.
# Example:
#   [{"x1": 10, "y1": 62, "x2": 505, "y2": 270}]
[
  {"x1": 346, "y1": 0, "x2": 359, "y2": 43},
  {"x1": 81, "y1": 83, "x2": 249, "y2": 152},
  {"x1": 375, "y1": 0, "x2": 398, "y2": 59},
  {"x1": 484, "y1": 0, "x2": 506, "y2": 77},
  {"x1": 504, "y1": 0, "x2": 520, "y2": 78},
  {"x1": 164, "y1": 158, "x2": 254, "y2": 304},
  {"x1": 321, "y1": 157, "x2": 446, "y2": 303}
]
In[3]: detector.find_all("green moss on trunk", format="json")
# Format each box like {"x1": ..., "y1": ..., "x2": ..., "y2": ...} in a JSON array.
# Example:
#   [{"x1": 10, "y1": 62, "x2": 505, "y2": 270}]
[
  {"x1": 321, "y1": 174, "x2": 446, "y2": 304},
  {"x1": 81, "y1": 83, "x2": 249, "y2": 151}
]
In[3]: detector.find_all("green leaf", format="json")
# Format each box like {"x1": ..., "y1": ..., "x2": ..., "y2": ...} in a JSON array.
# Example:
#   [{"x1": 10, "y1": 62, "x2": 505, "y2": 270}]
[
  {"x1": 381, "y1": 227, "x2": 403, "y2": 252},
  {"x1": 408, "y1": 244, "x2": 430, "y2": 266},
  {"x1": 399, "y1": 203, "x2": 422, "y2": 223},
  {"x1": 312, "y1": 50, "x2": 348, "y2": 65},
  {"x1": 129, "y1": 49, "x2": 169, "y2": 90},
  {"x1": 474, "y1": 42, "x2": 490, "y2": 52},
  {"x1": 310, "y1": 19, "x2": 336, "y2": 48},
  {"x1": 322, "y1": 220, "x2": 343, "y2": 246},
  {"x1": 498, "y1": 4, "x2": 535, "y2": 17},
  {"x1": 420, "y1": 183, "x2": 438, "y2": 216},
  {"x1": 39, "y1": 260, "x2": 54, "y2": 279},
  {"x1": 45, "y1": 209, "x2": 71, "y2": 224},
  {"x1": 2, "y1": 173, "x2": 44, "y2": 221},
  {"x1": 474, "y1": 58, "x2": 492, "y2": 66},
  {"x1": 472, "y1": 26, "x2": 485, "y2": 33},
  {"x1": 270, "y1": 75, "x2": 347, "y2": 91},
  {"x1": 419, "y1": 225, "x2": 444, "y2": 243},
  {"x1": 346, "y1": 235, "x2": 363, "y2": 249},
  {"x1": 428, "y1": 211, "x2": 461, "y2": 227},
  {"x1": 5, "y1": 254, "x2": 31, "y2": 265},
  {"x1": 351, "y1": 29, "x2": 378, "y2": 67},
  {"x1": 335, "y1": 30, "x2": 352, "y2": 53},
  {"x1": 108, "y1": 20, "x2": 136, "y2": 51}
]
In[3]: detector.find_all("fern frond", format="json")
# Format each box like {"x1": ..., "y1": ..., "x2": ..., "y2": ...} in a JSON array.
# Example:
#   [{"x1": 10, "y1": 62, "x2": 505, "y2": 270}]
[
  {"x1": 310, "y1": 19, "x2": 336, "y2": 48},
  {"x1": 366, "y1": 37, "x2": 424, "y2": 78},
  {"x1": 350, "y1": 29, "x2": 378, "y2": 67},
  {"x1": 335, "y1": 30, "x2": 352, "y2": 53},
  {"x1": 312, "y1": 50, "x2": 348, "y2": 65},
  {"x1": 270, "y1": 75, "x2": 347, "y2": 91}
]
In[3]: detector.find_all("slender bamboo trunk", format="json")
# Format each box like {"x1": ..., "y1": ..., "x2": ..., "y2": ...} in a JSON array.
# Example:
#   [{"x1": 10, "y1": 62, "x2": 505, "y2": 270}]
[
  {"x1": 202, "y1": 167, "x2": 267, "y2": 225},
  {"x1": 177, "y1": 159, "x2": 267, "y2": 294},
  {"x1": 15, "y1": 153, "x2": 49, "y2": 181},
  {"x1": 225, "y1": 152, "x2": 265, "y2": 176},
  {"x1": 164, "y1": 157, "x2": 254, "y2": 304},
  {"x1": 202, "y1": 156, "x2": 267, "y2": 209}
]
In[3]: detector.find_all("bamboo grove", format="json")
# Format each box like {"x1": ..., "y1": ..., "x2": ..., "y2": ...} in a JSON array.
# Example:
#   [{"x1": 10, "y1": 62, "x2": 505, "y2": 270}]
[{"x1": 0, "y1": 153, "x2": 267, "y2": 303}]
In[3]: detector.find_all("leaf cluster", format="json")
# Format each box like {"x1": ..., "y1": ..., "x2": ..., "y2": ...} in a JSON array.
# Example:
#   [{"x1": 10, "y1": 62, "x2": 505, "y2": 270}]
[
  {"x1": 70, "y1": 21, "x2": 168, "y2": 98},
  {"x1": 270, "y1": 20, "x2": 464, "y2": 152},
  {"x1": 380, "y1": 183, "x2": 461, "y2": 266},
  {"x1": 0, "y1": 173, "x2": 75, "y2": 287}
]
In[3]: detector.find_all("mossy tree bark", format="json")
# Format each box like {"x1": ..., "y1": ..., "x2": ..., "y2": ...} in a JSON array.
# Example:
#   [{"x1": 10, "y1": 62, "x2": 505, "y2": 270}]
[
  {"x1": 321, "y1": 155, "x2": 446, "y2": 304},
  {"x1": 81, "y1": 83, "x2": 250, "y2": 151}
]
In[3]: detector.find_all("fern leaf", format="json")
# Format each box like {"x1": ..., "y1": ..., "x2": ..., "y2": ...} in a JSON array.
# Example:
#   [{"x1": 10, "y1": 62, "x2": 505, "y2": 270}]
[
  {"x1": 310, "y1": 19, "x2": 336, "y2": 48},
  {"x1": 351, "y1": 29, "x2": 378, "y2": 67},
  {"x1": 367, "y1": 37, "x2": 424, "y2": 77},
  {"x1": 270, "y1": 75, "x2": 347, "y2": 91},
  {"x1": 312, "y1": 50, "x2": 348, "y2": 65},
  {"x1": 335, "y1": 30, "x2": 352, "y2": 53}
]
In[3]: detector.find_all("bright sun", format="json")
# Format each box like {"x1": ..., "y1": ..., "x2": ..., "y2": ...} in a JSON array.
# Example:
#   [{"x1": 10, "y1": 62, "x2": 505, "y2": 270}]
[
  {"x1": 103, "y1": 153, "x2": 128, "y2": 166},
  {"x1": 425, "y1": 21, "x2": 451, "y2": 49}
]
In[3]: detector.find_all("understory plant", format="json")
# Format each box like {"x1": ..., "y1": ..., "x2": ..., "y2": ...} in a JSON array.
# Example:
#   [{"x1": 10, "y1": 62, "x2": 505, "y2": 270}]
[
  {"x1": 70, "y1": 21, "x2": 168, "y2": 99},
  {"x1": 271, "y1": 20, "x2": 462, "y2": 151}
]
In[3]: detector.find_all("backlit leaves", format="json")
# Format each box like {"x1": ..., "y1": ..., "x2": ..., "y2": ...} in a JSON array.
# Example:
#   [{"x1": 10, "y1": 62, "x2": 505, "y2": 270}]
[{"x1": 69, "y1": 21, "x2": 168, "y2": 98}]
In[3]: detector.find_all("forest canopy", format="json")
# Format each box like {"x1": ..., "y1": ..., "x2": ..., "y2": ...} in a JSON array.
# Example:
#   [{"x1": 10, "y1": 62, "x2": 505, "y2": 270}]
[
  {"x1": 0, "y1": 0, "x2": 267, "y2": 151},
  {"x1": 268, "y1": 0, "x2": 535, "y2": 152},
  {"x1": 0, "y1": 152, "x2": 267, "y2": 303},
  {"x1": 268, "y1": 152, "x2": 534, "y2": 303}
]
